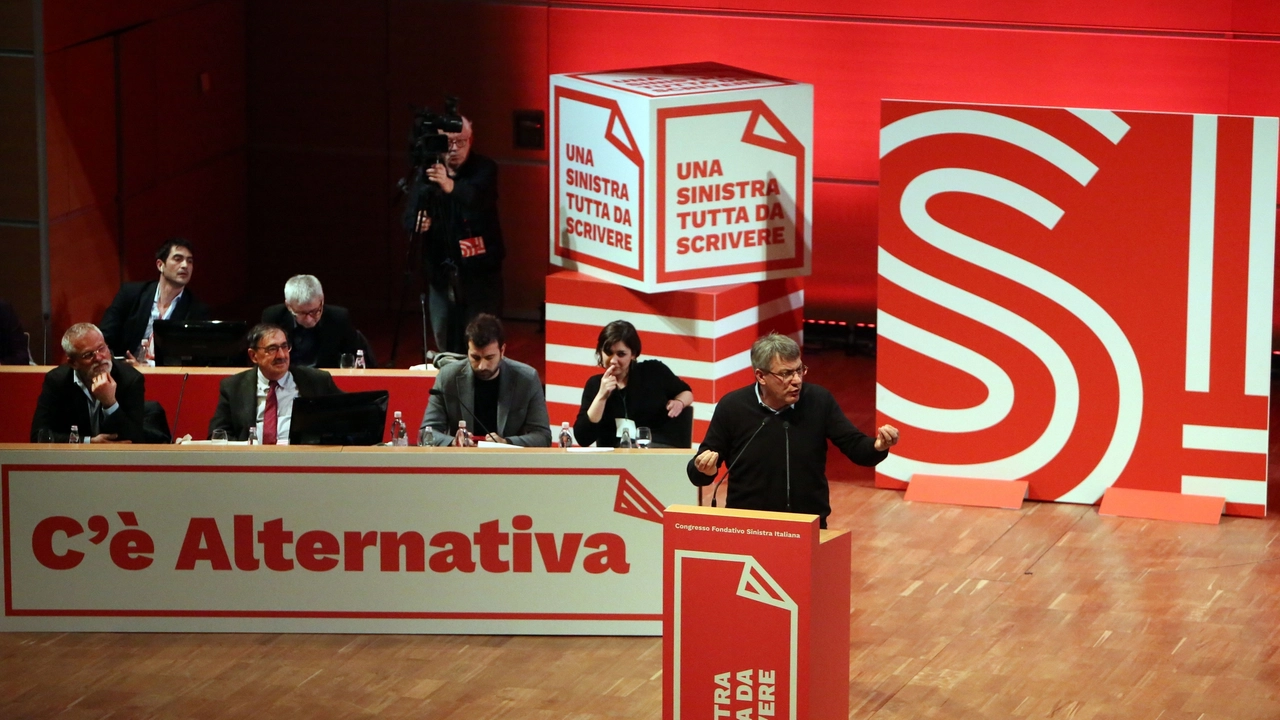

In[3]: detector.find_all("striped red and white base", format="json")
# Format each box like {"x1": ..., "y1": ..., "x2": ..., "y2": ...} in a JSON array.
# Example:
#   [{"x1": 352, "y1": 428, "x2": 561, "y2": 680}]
[{"x1": 545, "y1": 271, "x2": 804, "y2": 444}]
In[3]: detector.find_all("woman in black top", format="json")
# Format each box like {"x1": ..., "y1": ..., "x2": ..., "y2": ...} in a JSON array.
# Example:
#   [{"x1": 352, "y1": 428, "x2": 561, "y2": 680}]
[{"x1": 574, "y1": 320, "x2": 694, "y2": 448}]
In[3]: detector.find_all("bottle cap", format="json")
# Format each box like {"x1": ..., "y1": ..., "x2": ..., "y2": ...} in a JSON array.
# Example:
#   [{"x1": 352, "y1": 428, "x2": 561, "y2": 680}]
[{"x1": 394, "y1": 411, "x2": 402, "y2": 418}]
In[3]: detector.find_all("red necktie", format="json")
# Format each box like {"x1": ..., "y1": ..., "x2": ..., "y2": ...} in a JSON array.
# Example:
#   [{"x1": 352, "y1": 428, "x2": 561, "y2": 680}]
[{"x1": 262, "y1": 380, "x2": 279, "y2": 445}]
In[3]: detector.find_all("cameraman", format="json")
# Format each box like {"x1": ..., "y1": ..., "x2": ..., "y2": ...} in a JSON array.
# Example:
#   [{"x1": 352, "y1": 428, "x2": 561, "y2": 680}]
[{"x1": 406, "y1": 116, "x2": 505, "y2": 353}]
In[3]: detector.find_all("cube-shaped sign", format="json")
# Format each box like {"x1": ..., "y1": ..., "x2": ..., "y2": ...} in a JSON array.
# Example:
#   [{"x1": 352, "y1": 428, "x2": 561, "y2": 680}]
[
  {"x1": 550, "y1": 63, "x2": 813, "y2": 293},
  {"x1": 876, "y1": 100, "x2": 1278, "y2": 517}
]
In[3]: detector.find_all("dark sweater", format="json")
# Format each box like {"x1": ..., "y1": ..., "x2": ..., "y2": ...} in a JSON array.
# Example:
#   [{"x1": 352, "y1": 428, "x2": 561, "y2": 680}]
[
  {"x1": 575, "y1": 360, "x2": 692, "y2": 448},
  {"x1": 686, "y1": 383, "x2": 888, "y2": 526}
]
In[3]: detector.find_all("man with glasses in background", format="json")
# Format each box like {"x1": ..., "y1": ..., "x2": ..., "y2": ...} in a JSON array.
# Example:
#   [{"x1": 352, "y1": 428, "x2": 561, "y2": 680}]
[
  {"x1": 30, "y1": 323, "x2": 145, "y2": 443},
  {"x1": 408, "y1": 116, "x2": 505, "y2": 353},
  {"x1": 261, "y1": 275, "x2": 364, "y2": 368},
  {"x1": 687, "y1": 332, "x2": 900, "y2": 528},
  {"x1": 208, "y1": 323, "x2": 342, "y2": 443}
]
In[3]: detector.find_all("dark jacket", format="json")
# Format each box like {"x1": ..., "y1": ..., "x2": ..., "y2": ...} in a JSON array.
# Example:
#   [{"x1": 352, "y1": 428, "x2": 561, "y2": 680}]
[
  {"x1": 208, "y1": 365, "x2": 343, "y2": 441},
  {"x1": 99, "y1": 280, "x2": 209, "y2": 357},
  {"x1": 686, "y1": 383, "x2": 888, "y2": 527},
  {"x1": 574, "y1": 360, "x2": 693, "y2": 448},
  {"x1": 261, "y1": 304, "x2": 361, "y2": 369},
  {"x1": 406, "y1": 151, "x2": 505, "y2": 281},
  {"x1": 0, "y1": 299, "x2": 30, "y2": 365},
  {"x1": 420, "y1": 357, "x2": 551, "y2": 447},
  {"x1": 30, "y1": 361, "x2": 146, "y2": 443}
]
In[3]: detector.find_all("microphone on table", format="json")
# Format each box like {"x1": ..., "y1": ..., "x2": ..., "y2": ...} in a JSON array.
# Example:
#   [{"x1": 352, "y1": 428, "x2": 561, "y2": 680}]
[
  {"x1": 709, "y1": 415, "x2": 773, "y2": 508},
  {"x1": 170, "y1": 372, "x2": 189, "y2": 441},
  {"x1": 428, "y1": 386, "x2": 494, "y2": 438}
]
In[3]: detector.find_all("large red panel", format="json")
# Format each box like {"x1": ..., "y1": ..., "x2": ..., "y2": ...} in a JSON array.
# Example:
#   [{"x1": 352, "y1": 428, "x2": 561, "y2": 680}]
[
  {"x1": 876, "y1": 101, "x2": 1274, "y2": 515},
  {"x1": 247, "y1": 147, "x2": 392, "y2": 315},
  {"x1": 120, "y1": 0, "x2": 246, "y2": 194},
  {"x1": 122, "y1": 150, "x2": 247, "y2": 307},
  {"x1": 44, "y1": 39, "x2": 116, "y2": 221},
  {"x1": 807, "y1": 181, "x2": 878, "y2": 320},
  {"x1": 48, "y1": 205, "x2": 119, "y2": 341},
  {"x1": 388, "y1": 0, "x2": 549, "y2": 164},
  {"x1": 43, "y1": 0, "x2": 207, "y2": 53},
  {"x1": 0, "y1": 57, "x2": 38, "y2": 220},
  {"x1": 248, "y1": 1, "x2": 387, "y2": 150},
  {"x1": 547, "y1": 9, "x2": 1278, "y2": 184},
  {"x1": 553, "y1": 0, "x2": 1279, "y2": 34},
  {"x1": 498, "y1": 163, "x2": 551, "y2": 320}
]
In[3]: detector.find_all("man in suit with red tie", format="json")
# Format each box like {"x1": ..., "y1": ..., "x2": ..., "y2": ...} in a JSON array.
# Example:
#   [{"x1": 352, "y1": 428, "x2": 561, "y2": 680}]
[{"x1": 208, "y1": 323, "x2": 341, "y2": 443}]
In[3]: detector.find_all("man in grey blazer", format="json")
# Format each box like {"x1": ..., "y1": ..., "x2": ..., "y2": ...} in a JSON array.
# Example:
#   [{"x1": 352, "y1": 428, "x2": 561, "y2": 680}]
[
  {"x1": 420, "y1": 314, "x2": 551, "y2": 446},
  {"x1": 208, "y1": 323, "x2": 342, "y2": 442}
]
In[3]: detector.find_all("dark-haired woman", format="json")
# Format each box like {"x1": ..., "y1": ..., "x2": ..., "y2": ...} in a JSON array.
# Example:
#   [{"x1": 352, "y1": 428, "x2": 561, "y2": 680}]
[{"x1": 574, "y1": 320, "x2": 694, "y2": 448}]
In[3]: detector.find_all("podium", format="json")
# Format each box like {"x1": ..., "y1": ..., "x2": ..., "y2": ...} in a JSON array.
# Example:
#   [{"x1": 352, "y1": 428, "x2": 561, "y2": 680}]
[{"x1": 663, "y1": 505, "x2": 851, "y2": 719}]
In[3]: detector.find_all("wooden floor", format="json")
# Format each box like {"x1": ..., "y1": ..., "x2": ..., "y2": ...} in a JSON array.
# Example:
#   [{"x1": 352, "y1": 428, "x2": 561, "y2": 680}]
[{"x1": 4, "y1": 347, "x2": 1280, "y2": 718}]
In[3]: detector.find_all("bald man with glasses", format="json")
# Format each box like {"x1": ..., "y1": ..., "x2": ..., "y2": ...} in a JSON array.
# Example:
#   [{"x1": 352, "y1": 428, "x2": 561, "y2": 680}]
[
  {"x1": 688, "y1": 332, "x2": 899, "y2": 529},
  {"x1": 208, "y1": 323, "x2": 342, "y2": 443}
]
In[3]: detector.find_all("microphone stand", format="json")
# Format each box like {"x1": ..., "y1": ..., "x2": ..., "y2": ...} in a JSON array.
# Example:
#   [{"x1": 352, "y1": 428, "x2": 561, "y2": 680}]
[
  {"x1": 387, "y1": 169, "x2": 428, "y2": 368},
  {"x1": 709, "y1": 415, "x2": 772, "y2": 508}
]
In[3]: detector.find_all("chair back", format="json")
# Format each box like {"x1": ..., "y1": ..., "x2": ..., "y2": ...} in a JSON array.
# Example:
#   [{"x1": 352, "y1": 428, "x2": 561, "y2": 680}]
[{"x1": 669, "y1": 403, "x2": 695, "y2": 448}]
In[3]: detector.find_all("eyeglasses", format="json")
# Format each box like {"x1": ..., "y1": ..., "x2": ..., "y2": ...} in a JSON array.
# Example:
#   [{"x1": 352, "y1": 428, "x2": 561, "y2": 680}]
[
  {"x1": 448, "y1": 137, "x2": 470, "y2": 150},
  {"x1": 766, "y1": 364, "x2": 808, "y2": 382},
  {"x1": 289, "y1": 305, "x2": 323, "y2": 320},
  {"x1": 254, "y1": 343, "x2": 291, "y2": 355},
  {"x1": 70, "y1": 344, "x2": 110, "y2": 362}
]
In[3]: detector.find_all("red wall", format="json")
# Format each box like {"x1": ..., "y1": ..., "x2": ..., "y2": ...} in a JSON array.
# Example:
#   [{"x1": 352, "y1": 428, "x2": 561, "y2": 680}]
[
  {"x1": 267, "y1": 0, "x2": 1272, "y2": 324},
  {"x1": 43, "y1": 0, "x2": 246, "y2": 348},
  {"x1": 48, "y1": 1, "x2": 1280, "y2": 337},
  {"x1": 544, "y1": 1, "x2": 1280, "y2": 320}
]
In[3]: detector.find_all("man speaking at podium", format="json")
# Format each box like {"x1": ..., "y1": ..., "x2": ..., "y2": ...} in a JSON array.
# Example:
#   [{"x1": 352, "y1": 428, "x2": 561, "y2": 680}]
[{"x1": 687, "y1": 333, "x2": 899, "y2": 528}]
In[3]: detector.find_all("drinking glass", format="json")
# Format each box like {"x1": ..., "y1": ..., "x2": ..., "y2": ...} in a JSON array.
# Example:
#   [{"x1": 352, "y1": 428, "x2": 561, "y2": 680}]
[
  {"x1": 636, "y1": 427, "x2": 652, "y2": 449},
  {"x1": 36, "y1": 429, "x2": 54, "y2": 444},
  {"x1": 339, "y1": 353, "x2": 356, "y2": 369},
  {"x1": 211, "y1": 429, "x2": 229, "y2": 444}
]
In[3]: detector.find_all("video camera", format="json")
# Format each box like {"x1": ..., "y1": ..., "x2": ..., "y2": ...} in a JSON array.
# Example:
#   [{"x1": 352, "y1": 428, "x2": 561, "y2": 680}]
[{"x1": 408, "y1": 96, "x2": 464, "y2": 169}]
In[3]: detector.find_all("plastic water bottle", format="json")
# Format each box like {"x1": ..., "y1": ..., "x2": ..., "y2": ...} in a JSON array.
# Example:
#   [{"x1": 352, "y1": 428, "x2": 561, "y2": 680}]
[
  {"x1": 68, "y1": 424, "x2": 80, "y2": 444},
  {"x1": 247, "y1": 427, "x2": 257, "y2": 445},
  {"x1": 391, "y1": 411, "x2": 408, "y2": 446},
  {"x1": 418, "y1": 425, "x2": 436, "y2": 447},
  {"x1": 354, "y1": 349, "x2": 366, "y2": 369},
  {"x1": 559, "y1": 422, "x2": 573, "y2": 448},
  {"x1": 454, "y1": 420, "x2": 475, "y2": 447},
  {"x1": 138, "y1": 337, "x2": 152, "y2": 365},
  {"x1": 619, "y1": 428, "x2": 634, "y2": 449}
]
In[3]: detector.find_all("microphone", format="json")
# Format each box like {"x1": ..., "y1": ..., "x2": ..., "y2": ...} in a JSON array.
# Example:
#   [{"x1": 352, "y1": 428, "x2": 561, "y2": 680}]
[
  {"x1": 170, "y1": 372, "x2": 189, "y2": 440},
  {"x1": 709, "y1": 415, "x2": 773, "y2": 508},
  {"x1": 428, "y1": 386, "x2": 494, "y2": 438}
]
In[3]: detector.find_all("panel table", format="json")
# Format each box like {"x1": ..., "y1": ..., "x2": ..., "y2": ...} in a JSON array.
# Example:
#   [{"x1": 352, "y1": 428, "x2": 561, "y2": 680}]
[{"x1": 0, "y1": 445, "x2": 695, "y2": 635}]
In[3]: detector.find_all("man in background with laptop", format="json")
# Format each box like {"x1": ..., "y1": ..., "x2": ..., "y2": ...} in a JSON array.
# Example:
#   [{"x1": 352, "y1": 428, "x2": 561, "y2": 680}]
[
  {"x1": 99, "y1": 238, "x2": 208, "y2": 364},
  {"x1": 208, "y1": 323, "x2": 341, "y2": 443}
]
